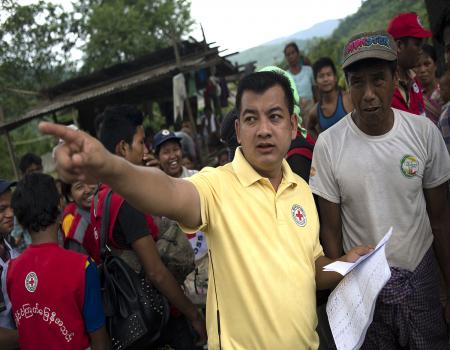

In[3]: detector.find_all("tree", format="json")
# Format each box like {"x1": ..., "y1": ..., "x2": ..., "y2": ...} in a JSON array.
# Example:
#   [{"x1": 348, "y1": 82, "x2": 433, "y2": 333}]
[
  {"x1": 73, "y1": 0, "x2": 194, "y2": 73},
  {"x1": 0, "y1": 0, "x2": 77, "y2": 120},
  {"x1": 306, "y1": 0, "x2": 429, "y2": 71}
]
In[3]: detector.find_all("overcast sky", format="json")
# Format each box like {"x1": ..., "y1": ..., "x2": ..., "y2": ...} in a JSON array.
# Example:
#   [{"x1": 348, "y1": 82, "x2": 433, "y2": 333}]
[
  {"x1": 189, "y1": 0, "x2": 363, "y2": 52},
  {"x1": 17, "y1": 0, "x2": 363, "y2": 53}
]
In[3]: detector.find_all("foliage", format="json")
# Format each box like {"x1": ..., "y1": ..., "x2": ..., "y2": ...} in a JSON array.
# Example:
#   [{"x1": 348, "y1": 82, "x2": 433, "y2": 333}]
[
  {"x1": 74, "y1": 0, "x2": 194, "y2": 73},
  {"x1": 0, "y1": 0, "x2": 77, "y2": 120},
  {"x1": 305, "y1": 0, "x2": 428, "y2": 71},
  {"x1": 232, "y1": 39, "x2": 309, "y2": 70},
  {"x1": 0, "y1": 0, "x2": 194, "y2": 179}
]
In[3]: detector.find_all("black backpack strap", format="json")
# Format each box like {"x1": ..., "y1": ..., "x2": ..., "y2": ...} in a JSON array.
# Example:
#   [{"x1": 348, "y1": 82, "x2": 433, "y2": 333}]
[{"x1": 95, "y1": 188, "x2": 113, "y2": 260}]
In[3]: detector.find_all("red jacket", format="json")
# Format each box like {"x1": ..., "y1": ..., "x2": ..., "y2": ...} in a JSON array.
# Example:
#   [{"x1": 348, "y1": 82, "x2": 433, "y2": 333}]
[
  {"x1": 62, "y1": 203, "x2": 99, "y2": 264},
  {"x1": 90, "y1": 185, "x2": 158, "y2": 259},
  {"x1": 7, "y1": 243, "x2": 90, "y2": 350},
  {"x1": 392, "y1": 78, "x2": 425, "y2": 116}
]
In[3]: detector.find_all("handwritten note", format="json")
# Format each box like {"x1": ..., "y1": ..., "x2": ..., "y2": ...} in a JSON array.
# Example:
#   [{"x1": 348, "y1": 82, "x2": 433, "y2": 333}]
[{"x1": 326, "y1": 229, "x2": 392, "y2": 350}]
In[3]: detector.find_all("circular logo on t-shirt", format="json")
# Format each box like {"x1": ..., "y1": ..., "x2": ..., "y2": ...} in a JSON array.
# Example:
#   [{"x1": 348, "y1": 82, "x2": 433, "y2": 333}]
[
  {"x1": 25, "y1": 272, "x2": 38, "y2": 293},
  {"x1": 400, "y1": 155, "x2": 418, "y2": 178},
  {"x1": 291, "y1": 204, "x2": 307, "y2": 227},
  {"x1": 412, "y1": 82, "x2": 419, "y2": 93}
]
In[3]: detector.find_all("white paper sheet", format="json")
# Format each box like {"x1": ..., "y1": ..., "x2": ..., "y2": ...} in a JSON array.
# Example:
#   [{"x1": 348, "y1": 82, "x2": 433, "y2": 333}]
[
  {"x1": 323, "y1": 227, "x2": 393, "y2": 276},
  {"x1": 326, "y1": 236, "x2": 392, "y2": 350}
]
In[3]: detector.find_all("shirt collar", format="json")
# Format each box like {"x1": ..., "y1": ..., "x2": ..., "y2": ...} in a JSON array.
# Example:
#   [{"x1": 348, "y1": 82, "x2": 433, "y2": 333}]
[{"x1": 231, "y1": 147, "x2": 298, "y2": 188}]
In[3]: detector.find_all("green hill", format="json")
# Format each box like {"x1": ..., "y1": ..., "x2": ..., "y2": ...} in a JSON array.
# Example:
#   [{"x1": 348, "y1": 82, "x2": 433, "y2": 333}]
[
  {"x1": 232, "y1": 39, "x2": 309, "y2": 69},
  {"x1": 305, "y1": 0, "x2": 428, "y2": 67}
]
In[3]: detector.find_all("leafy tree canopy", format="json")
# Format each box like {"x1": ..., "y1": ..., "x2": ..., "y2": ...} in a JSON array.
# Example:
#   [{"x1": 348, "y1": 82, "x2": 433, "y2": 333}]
[
  {"x1": 305, "y1": 0, "x2": 428, "y2": 74},
  {"x1": 74, "y1": 0, "x2": 194, "y2": 73}
]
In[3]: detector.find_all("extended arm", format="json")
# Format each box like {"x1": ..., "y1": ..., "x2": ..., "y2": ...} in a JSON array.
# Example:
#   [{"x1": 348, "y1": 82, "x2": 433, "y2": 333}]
[{"x1": 39, "y1": 123, "x2": 201, "y2": 228}]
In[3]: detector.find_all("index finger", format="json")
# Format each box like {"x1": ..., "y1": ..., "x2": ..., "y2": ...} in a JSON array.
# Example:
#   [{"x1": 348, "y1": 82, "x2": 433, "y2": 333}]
[{"x1": 39, "y1": 122, "x2": 81, "y2": 144}]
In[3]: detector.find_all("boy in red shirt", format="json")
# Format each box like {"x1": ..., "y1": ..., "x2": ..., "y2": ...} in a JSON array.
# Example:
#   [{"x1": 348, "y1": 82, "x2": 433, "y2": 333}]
[{"x1": 7, "y1": 173, "x2": 108, "y2": 350}]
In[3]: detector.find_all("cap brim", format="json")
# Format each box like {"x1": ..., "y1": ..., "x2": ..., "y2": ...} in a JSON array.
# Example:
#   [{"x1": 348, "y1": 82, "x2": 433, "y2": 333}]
[
  {"x1": 154, "y1": 136, "x2": 182, "y2": 150},
  {"x1": 413, "y1": 29, "x2": 432, "y2": 38},
  {"x1": 342, "y1": 49, "x2": 397, "y2": 69},
  {"x1": 0, "y1": 181, "x2": 17, "y2": 195}
]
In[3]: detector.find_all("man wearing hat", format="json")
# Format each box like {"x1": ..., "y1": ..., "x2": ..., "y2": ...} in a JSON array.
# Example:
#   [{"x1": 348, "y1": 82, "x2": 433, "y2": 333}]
[
  {"x1": 0, "y1": 180, "x2": 19, "y2": 347},
  {"x1": 154, "y1": 129, "x2": 197, "y2": 178},
  {"x1": 387, "y1": 12, "x2": 432, "y2": 116},
  {"x1": 310, "y1": 30, "x2": 450, "y2": 348}
]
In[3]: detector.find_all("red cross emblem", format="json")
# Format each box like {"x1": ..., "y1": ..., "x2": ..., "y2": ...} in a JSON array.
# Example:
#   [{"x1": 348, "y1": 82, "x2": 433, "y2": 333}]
[
  {"x1": 291, "y1": 204, "x2": 307, "y2": 227},
  {"x1": 25, "y1": 272, "x2": 38, "y2": 293}
]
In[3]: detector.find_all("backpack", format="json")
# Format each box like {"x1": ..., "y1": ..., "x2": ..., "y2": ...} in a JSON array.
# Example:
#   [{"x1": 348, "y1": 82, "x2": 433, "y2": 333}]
[
  {"x1": 156, "y1": 217, "x2": 195, "y2": 285},
  {"x1": 97, "y1": 190, "x2": 170, "y2": 350}
]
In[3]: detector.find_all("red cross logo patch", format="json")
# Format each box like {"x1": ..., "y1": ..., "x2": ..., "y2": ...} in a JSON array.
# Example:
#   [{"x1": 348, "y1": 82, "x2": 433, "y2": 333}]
[
  {"x1": 291, "y1": 204, "x2": 307, "y2": 227},
  {"x1": 25, "y1": 272, "x2": 38, "y2": 293}
]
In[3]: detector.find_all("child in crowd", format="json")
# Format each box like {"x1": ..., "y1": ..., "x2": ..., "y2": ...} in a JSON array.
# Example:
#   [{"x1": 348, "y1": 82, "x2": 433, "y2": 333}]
[
  {"x1": 61, "y1": 181, "x2": 98, "y2": 261},
  {"x1": 7, "y1": 173, "x2": 108, "y2": 350}
]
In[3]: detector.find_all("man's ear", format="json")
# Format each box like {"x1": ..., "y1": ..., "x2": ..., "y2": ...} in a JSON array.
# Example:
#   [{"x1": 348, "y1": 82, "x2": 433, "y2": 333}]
[
  {"x1": 290, "y1": 114, "x2": 298, "y2": 140},
  {"x1": 115, "y1": 140, "x2": 128, "y2": 157},
  {"x1": 235, "y1": 119, "x2": 241, "y2": 145}
]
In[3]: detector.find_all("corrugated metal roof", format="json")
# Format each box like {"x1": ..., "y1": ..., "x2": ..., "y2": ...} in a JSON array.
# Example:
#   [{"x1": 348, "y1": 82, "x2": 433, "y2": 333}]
[{"x1": 0, "y1": 52, "x2": 233, "y2": 133}]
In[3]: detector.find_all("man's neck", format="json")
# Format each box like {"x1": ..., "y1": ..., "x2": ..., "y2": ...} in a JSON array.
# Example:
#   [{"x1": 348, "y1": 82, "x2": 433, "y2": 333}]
[
  {"x1": 321, "y1": 88, "x2": 339, "y2": 104},
  {"x1": 289, "y1": 64, "x2": 301, "y2": 75},
  {"x1": 351, "y1": 109, "x2": 395, "y2": 136},
  {"x1": 257, "y1": 167, "x2": 283, "y2": 192},
  {"x1": 30, "y1": 223, "x2": 59, "y2": 245}
]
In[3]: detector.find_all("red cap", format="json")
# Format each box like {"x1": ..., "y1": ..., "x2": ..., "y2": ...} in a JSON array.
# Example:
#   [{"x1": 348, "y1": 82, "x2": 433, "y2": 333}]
[{"x1": 387, "y1": 13, "x2": 432, "y2": 40}]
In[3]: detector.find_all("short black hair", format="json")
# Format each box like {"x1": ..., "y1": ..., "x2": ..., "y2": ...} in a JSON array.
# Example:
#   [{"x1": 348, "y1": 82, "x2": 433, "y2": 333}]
[
  {"x1": 344, "y1": 58, "x2": 397, "y2": 82},
  {"x1": 19, "y1": 153, "x2": 42, "y2": 174},
  {"x1": 284, "y1": 42, "x2": 300, "y2": 55},
  {"x1": 98, "y1": 105, "x2": 144, "y2": 153},
  {"x1": 312, "y1": 57, "x2": 337, "y2": 80},
  {"x1": 59, "y1": 181, "x2": 73, "y2": 203},
  {"x1": 235, "y1": 71, "x2": 294, "y2": 116},
  {"x1": 11, "y1": 173, "x2": 60, "y2": 233},
  {"x1": 421, "y1": 43, "x2": 437, "y2": 63}
]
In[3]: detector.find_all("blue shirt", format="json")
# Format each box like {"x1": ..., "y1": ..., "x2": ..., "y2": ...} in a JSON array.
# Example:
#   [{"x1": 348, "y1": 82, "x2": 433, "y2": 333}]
[{"x1": 83, "y1": 258, "x2": 105, "y2": 332}]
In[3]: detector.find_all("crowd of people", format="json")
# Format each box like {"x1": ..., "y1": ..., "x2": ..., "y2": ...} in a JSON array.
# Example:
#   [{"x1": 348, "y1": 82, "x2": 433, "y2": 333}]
[{"x1": 0, "y1": 10, "x2": 450, "y2": 350}]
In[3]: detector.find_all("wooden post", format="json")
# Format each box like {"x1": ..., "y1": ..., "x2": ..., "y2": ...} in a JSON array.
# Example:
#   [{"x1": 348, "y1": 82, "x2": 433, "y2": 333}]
[
  {"x1": 0, "y1": 107, "x2": 19, "y2": 180},
  {"x1": 171, "y1": 35, "x2": 204, "y2": 165},
  {"x1": 171, "y1": 37, "x2": 197, "y2": 138}
]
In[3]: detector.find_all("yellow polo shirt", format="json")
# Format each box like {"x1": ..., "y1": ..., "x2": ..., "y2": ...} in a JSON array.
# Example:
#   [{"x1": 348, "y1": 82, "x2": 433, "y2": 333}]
[{"x1": 181, "y1": 148, "x2": 323, "y2": 350}]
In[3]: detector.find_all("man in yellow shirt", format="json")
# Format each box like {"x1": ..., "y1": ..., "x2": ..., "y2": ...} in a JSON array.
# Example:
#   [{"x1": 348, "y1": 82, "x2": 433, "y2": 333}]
[{"x1": 40, "y1": 71, "x2": 371, "y2": 350}]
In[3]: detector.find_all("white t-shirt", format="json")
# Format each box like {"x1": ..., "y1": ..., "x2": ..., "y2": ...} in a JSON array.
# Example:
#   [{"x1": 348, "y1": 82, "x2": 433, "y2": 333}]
[
  {"x1": 310, "y1": 108, "x2": 450, "y2": 271},
  {"x1": 289, "y1": 65, "x2": 314, "y2": 101}
]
